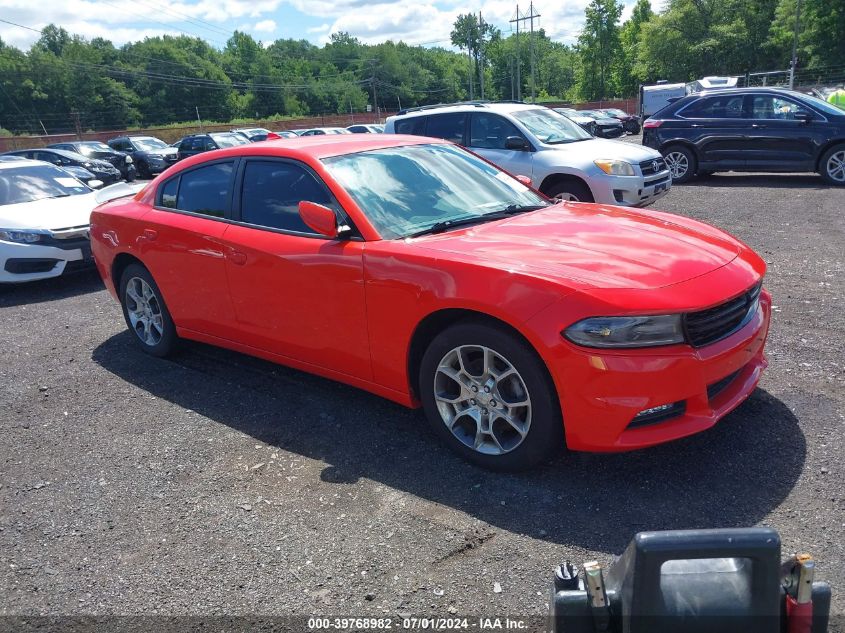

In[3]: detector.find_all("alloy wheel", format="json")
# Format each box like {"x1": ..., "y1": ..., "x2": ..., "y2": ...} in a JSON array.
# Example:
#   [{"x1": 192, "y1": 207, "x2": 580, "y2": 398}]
[
  {"x1": 664, "y1": 151, "x2": 689, "y2": 180},
  {"x1": 433, "y1": 345, "x2": 531, "y2": 455},
  {"x1": 553, "y1": 192, "x2": 580, "y2": 202},
  {"x1": 125, "y1": 276, "x2": 164, "y2": 346},
  {"x1": 826, "y1": 150, "x2": 845, "y2": 183}
]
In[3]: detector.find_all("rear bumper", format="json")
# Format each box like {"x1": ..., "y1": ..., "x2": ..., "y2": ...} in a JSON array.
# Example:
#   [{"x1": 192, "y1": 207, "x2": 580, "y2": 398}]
[{"x1": 537, "y1": 290, "x2": 771, "y2": 452}]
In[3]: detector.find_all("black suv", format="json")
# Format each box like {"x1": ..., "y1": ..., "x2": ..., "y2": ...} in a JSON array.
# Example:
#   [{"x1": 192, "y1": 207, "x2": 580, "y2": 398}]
[
  {"x1": 642, "y1": 87, "x2": 845, "y2": 184},
  {"x1": 176, "y1": 133, "x2": 248, "y2": 161},
  {"x1": 108, "y1": 135, "x2": 178, "y2": 178},
  {"x1": 47, "y1": 140, "x2": 137, "y2": 181}
]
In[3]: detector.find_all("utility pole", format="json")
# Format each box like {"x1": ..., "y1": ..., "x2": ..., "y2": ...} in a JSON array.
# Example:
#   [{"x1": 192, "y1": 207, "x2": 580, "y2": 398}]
[
  {"x1": 478, "y1": 11, "x2": 485, "y2": 100},
  {"x1": 510, "y1": 5, "x2": 522, "y2": 101},
  {"x1": 195, "y1": 106, "x2": 203, "y2": 132},
  {"x1": 788, "y1": 0, "x2": 803, "y2": 90},
  {"x1": 468, "y1": 31, "x2": 474, "y2": 100},
  {"x1": 368, "y1": 60, "x2": 379, "y2": 122},
  {"x1": 71, "y1": 111, "x2": 83, "y2": 139},
  {"x1": 528, "y1": 2, "x2": 540, "y2": 103}
]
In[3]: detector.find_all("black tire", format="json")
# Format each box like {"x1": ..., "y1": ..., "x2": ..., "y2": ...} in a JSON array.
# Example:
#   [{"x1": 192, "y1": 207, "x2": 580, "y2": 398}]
[
  {"x1": 545, "y1": 179, "x2": 594, "y2": 203},
  {"x1": 119, "y1": 263, "x2": 177, "y2": 357},
  {"x1": 819, "y1": 144, "x2": 845, "y2": 186},
  {"x1": 419, "y1": 321, "x2": 564, "y2": 471},
  {"x1": 662, "y1": 144, "x2": 697, "y2": 184},
  {"x1": 137, "y1": 161, "x2": 151, "y2": 179}
]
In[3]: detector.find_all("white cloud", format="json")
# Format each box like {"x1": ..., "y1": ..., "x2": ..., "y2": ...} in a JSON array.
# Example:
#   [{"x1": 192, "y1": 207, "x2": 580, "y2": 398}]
[{"x1": 253, "y1": 19, "x2": 277, "y2": 32}]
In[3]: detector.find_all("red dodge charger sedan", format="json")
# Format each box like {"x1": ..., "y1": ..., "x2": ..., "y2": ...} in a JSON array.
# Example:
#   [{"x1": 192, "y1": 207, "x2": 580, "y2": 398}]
[{"x1": 90, "y1": 135, "x2": 770, "y2": 470}]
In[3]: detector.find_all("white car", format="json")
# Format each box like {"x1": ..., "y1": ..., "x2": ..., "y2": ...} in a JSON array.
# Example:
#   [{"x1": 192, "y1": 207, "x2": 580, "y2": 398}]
[
  {"x1": 385, "y1": 102, "x2": 671, "y2": 206},
  {"x1": 0, "y1": 158, "x2": 139, "y2": 283},
  {"x1": 297, "y1": 127, "x2": 352, "y2": 136}
]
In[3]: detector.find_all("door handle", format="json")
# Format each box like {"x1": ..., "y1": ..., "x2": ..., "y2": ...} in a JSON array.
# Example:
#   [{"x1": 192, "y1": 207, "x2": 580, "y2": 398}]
[
  {"x1": 690, "y1": 124, "x2": 702, "y2": 128},
  {"x1": 142, "y1": 229, "x2": 158, "y2": 241},
  {"x1": 227, "y1": 249, "x2": 247, "y2": 266},
  {"x1": 751, "y1": 124, "x2": 767, "y2": 129}
]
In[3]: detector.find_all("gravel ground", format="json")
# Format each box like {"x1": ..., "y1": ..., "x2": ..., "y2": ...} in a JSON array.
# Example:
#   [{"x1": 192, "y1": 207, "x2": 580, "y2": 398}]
[{"x1": 1, "y1": 151, "x2": 843, "y2": 629}]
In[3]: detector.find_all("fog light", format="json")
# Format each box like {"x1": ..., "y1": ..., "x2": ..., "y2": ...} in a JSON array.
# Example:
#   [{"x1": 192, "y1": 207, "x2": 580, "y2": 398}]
[{"x1": 628, "y1": 401, "x2": 686, "y2": 428}]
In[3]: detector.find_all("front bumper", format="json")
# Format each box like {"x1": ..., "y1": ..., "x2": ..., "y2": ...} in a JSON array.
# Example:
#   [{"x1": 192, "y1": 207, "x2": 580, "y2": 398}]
[
  {"x1": 589, "y1": 169, "x2": 672, "y2": 207},
  {"x1": 0, "y1": 233, "x2": 92, "y2": 283},
  {"x1": 530, "y1": 289, "x2": 771, "y2": 452}
]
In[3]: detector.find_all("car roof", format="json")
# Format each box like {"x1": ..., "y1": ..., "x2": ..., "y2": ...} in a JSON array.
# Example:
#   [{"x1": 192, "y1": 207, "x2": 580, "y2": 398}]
[
  {"x1": 8, "y1": 147, "x2": 86, "y2": 160},
  {"x1": 392, "y1": 101, "x2": 541, "y2": 119},
  {"x1": 173, "y1": 134, "x2": 446, "y2": 167},
  {"x1": 695, "y1": 86, "x2": 806, "y2": 97},
  {"x1": 0, "y1": 157, "x2": 53, "y2": 170}
]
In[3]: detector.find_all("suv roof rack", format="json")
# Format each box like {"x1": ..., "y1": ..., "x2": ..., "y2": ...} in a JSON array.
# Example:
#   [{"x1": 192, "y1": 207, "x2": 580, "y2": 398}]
[{"x1": 395, "y1": 100, "x2": 526, "y2": 116}]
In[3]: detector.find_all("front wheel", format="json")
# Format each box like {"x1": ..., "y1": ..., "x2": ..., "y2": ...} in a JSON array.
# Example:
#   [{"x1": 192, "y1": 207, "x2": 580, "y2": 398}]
[
  {"x1": 663, "y1": 145, "x2": 697, "y2": 184},
  {"x1": 119, "y1": 263, "x2": 177, "y2": 357},
  {"x1": 819, "y1": 144, "x2": 845, "y2": 185},
  {"x1": 419, "y1": 321, "x2": 564, "y2": 471},
  {"x1": 545, "y1": 180, "x2": 594, "y2": 203}
]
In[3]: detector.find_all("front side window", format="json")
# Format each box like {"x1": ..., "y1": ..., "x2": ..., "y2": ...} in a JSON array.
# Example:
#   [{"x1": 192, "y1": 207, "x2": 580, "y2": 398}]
[
  {"x1": 750, "y1": 95, "x2": 813, "y2": 120},
  {"x1": 470, "y1": 113, "x2": 525, "y2": 150},
  {"x1": 173, "y1": 162, "x2": 234, "y2": 218},
  {"x1": 240, "y1": 161, "x2": 335, "y2": 234},
  {"x1": 323, "y1": 143, "x2": 548, "y2": 239},
  {"x1": 425, "y1": 113, "x2": 466, "y2": 144}
]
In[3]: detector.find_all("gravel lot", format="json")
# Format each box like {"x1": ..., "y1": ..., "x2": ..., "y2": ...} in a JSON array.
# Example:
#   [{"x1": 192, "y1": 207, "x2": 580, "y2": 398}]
[{"x1": 1, "y1": 146, "x2": 843, "y2": 628}]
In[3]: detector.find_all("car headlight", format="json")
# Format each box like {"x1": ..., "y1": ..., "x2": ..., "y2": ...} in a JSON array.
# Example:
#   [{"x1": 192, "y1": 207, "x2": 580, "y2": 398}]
[
  {"x1": 594, "y1": 159, "x2": 636, "y2": 176},
  {"x1": 0, "y1": 229, "x2": 45, "y2": 244},
  {"x1": 564, "y1": 315, "x2": 684, "y2": 348},
  {"x1": 125, "y1": 156, "x2": 134, "y2": 164}
]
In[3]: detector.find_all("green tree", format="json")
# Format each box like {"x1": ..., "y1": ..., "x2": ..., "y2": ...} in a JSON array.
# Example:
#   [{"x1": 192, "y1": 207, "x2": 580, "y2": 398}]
[
  {"x1": 576, "y1": 0, "x2": 623, "y2": 100},
  {"x1": 616, "y1": 0, "x2": 654, "y2": 95}
]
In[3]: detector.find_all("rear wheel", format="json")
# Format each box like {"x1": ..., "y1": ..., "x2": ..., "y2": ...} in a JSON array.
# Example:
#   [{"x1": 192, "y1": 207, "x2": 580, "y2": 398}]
[
  {"x1": 663, "y1": 145, "x2": 697, "y2": 184},
  {"x1": 545, "y1": 179, "x2": 594, "y2": 203},
  {"x1": 419, "y1": 321, "x2": 563, "y2": 471},
  {"x1": 119, "y1": 263, "x2": 177, "y2": 357},
  {"x1": 819, "y1": 144, "x2": 845, "y2": 185}
]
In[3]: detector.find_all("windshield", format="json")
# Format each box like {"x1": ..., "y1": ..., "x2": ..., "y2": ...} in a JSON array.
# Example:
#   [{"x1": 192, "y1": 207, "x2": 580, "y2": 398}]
[
  {"x1": 211, "y1": 133, "x2": 248, "y2": 148},
  {"x1": 133, "y1": 137, "x2": 168, "y2": 151},
  {"x1": 323, "y1": 143, "x2": 549, "y2": 239},
  {"x1": 800, "y1": 93, "x2": 845, "y2": 117},
  {"x1": 510, "y1": 108, "x2": 591, "y2": 144},
  {"x1": 80, "y1": 142, "x2": 111, "y2": 152},
  {"x1": 0, "y1": 164, "x2": 90, "y2": 206}
]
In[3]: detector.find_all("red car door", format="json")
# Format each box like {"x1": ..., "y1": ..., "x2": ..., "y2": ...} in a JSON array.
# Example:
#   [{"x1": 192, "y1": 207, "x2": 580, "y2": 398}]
[
  {"x1": 220, "y1": 158, "x2": 371, "y2": 380},
  {"x1": 139, "y1": 160, "x2": 238, "y2": 340}
]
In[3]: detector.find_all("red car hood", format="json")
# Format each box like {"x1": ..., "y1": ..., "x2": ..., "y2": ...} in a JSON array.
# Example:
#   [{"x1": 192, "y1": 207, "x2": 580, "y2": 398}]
[{"x1": 408, "y1": 203, "x2": 742, "y2": 290}]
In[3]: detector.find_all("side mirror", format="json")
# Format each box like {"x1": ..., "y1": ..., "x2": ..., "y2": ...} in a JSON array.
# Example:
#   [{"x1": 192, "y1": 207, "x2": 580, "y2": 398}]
[
  {"x1": 515, "y1": 174, "x2": 532, "y2": 186},
  {"x1": 88, "y1": 179, "x2": 104, "y2": 189},
  {"x1": 505, "y1": 136, "x2": 530, "y2": 151},
  {"x1": 299, "y1": 201, "x2": 339, "y2": 238},
  {"x1": 793, "y1": 111, "x2": 813, "y2": 123}
]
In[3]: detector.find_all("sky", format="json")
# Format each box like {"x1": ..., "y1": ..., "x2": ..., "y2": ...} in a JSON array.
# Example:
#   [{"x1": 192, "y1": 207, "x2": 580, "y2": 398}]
[{"x1": 0, "y1": 0, "x2": 647, "y2": 52}]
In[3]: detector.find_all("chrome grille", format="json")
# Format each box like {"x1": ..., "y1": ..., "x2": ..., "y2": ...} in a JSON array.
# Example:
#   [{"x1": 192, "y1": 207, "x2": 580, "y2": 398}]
[
  {"x1": 684, "y1": 283, "x2": 762, "y2": 348},
  {"x1": 640, "y1": 158, "x2": 667, "y2": 176}
]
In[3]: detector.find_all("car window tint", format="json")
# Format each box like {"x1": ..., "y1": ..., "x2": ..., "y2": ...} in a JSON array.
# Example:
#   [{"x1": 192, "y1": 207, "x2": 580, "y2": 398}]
[
  {"x1": 682, "y1": 95, "x2": 745, "y2": 118},
  {"x1": 394, "y1": 117, "x2": 426, "y2": 135},
  {"x1": 160, "y1": 177, "x2": 178, "y2": 209},
  {"x1": 240, "y1": 161, "x2": 333, "y2": 234},
  {"x1": 470, "y1": 113, "x2": 523, "y2": 149},
  {"x1": 175, "y1": 162, "x2": 233, "y2": 217},
  {"x1": 750, "y1": 95, "x2": 811, "y2": 120},
  {"x1": 425, "y1": 113, "x2": 466, "y2": 144},
  {"x1": 203, "y1": 137, "x2": 217, "y2": 151}
]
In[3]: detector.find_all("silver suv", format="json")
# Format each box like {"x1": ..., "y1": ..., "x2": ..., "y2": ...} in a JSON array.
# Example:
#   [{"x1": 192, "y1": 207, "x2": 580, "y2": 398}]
[{"x1": 384, "y1": 102, "x2": 672, "y2": 206}]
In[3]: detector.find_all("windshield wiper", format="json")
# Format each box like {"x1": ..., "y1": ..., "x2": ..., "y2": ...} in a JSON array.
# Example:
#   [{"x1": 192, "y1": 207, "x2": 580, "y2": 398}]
[{"x1": 406, "y1": 205, "x2": 548, "y2": 238}]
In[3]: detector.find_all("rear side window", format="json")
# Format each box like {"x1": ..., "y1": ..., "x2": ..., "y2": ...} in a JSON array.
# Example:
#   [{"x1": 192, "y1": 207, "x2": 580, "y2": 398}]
[
  {"x1": 160, "y1": 178, "x2": 178, "y2": 209},
  {"x1": 681, "y1": 95, "x2": 745, "y2": 119},
  {"x1": 240, "y1": 161, "x2": 334, "y2": 234},
  {"x1": 173, "y1": 162, "x2": 234, "y2": 218},
  {"x1": 425, "y1": 113, "x2": 466, "y2": 144},
  {"x1": 394, "y1": 116, "x2": 426, "y2": 135}
]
